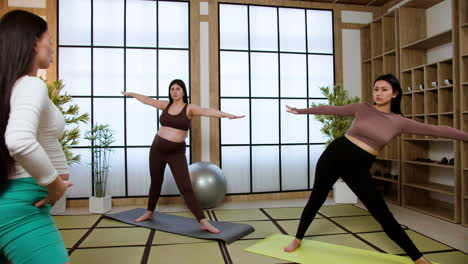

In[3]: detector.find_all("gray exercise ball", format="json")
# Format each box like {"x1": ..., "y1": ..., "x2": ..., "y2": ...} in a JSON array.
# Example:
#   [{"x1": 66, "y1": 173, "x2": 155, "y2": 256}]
[{"x1": 189, "y1": 162, "x2": 227, "y2": 209}]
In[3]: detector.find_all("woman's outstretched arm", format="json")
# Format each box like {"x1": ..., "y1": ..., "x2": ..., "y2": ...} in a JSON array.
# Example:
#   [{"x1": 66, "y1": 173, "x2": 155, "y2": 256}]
[
  {"x1": 286, "y1": 103, "x2": 360, "y2": 116},
  {"x1": 188, "y1": 104, "x2": 244, "y2": 119},
  {"x1": 401, "y1": 118, "x2": 468, "y2": 141},
  {"x1": 121, "y1": 91, "x2": 169, "y2": 110}
]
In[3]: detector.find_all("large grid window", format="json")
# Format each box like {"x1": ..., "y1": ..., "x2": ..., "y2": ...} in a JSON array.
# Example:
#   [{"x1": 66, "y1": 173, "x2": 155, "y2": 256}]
[
  {"x1": 219, "y1": 4, "x2": 334, "y2": 194},
  {"x1": 58, "y1": 0, "x2": 190, "y2": 198}
]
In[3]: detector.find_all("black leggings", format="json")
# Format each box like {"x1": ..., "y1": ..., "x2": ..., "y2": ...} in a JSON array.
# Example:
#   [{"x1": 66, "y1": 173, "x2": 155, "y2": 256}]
[
  {"x1": 147, "y1": 135, "x2": 205, "y2": 221},
  {"x1": 295, "y1": 136, "x2": 422, "y2": 261}
]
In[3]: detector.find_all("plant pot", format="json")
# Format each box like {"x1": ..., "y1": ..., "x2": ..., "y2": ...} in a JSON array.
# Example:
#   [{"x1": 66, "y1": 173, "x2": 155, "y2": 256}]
[
  {"x1": 333, "y1": 180, "x2": 357, "y2": 204},
  {"x1": 51, "y1": 193, "x2": 67, "y2": 215},
  {"x1": 89, "y1": 195, "x2": 112, "y2": 213}
]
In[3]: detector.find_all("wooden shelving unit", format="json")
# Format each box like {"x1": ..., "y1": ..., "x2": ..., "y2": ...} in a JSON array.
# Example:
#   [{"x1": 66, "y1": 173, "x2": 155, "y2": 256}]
[
  {"x1": 459, "y1": 0, "x2": 468, "y2": 227},
  {"x1": 362, "y1": 10, "x2": 401, "y2": 205},
  {"x1": 361, "y1": 0, "x2": 463, "y2": 223}
]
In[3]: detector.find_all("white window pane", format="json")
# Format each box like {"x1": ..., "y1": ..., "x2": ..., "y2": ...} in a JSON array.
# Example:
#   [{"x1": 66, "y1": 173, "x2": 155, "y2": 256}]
[
  {"x1": 220, "y1": 51, "x2": 249, "y2": 97},
  {"x1": 126, "y1": 0, "x2": 157, "y2": 47},
  {"x1": 93, "y1": 0, "x2": 124, "y2": 46},
  {"x1": 126, "y1": 49, "x2": 157, "y2": 96},
  {"x1": 252, "y1": 146, "x2": 279, "y2": 192},
  {"x1": 309, "y1": 99, "x2": 329, "y2": 143},
  {"x1": 161, "y1": 147, "x2": 190, "y2": 195},
  {"x1": 307, "y1": 10, "x2": 333, "y2": 54},
  {"x1": 250, "y1": 6, "x2": 278, "y2": 51},
  {"x1": 158, "y1": 50, "x2": 189, "y2": 97},
  {"x1": 280, "y1": 54, "x2": 307, "y2": 97},
  {"x1": 308, "y1": 55, "x2": 334, "y2": 97},
  {"x1": 279, "y1": 8, "x2": 306, "y2": 52},
  {"x1": 158, "y1": 1, "x2": 188, "y2": 48},
  {"x1": 252, "y1": 99, "x2": 279, "y2": 144},
  {"x1": 251, "y1": 52, "x2": 278, "y2": 97},
  {"x1": 220, "y1": 4, "x2": 248, "y2": 50},
  {"x1": 105, "y1": 148, "x2": 125, "y2": 196},
  {"x1": 59, "y1": 48, "x2": 91, "y2": 96},
  {"x1": 281, "y1": 99, "x2": 308, "y2": 143},
  {"x1": 282, "y1": 145, "x2": 308, "y2": 191},
  {"x1": 65, "y1": 98, "x2": 91, "y2": 147},
  {"x1": 220, "y1": 99, "x2": 250, "y2": 144},
  {"x1": 127, "y1": 99, "x2": 157, "y2": 146},
  {"x1": 93, "y1": 48, "x2": 124, "y2": 96},
  {"x1": 127, "y1": 148, "x2": 151, "y2": 196},
  {"x1": 309, "y1": 144, "x2": 325, "y2": 188},
  {"x1": 59, "y1": 0, "x2": 91, "y2": 45},
  {"x1": 68, "y1": 148, "x2": 91, "y2": 198},
  {"x1": 93, "y1": 98, "x2": 124, "y2": 146},
  {"x1": 222, "y1": 146, "x2": 250, "y2": 193}
]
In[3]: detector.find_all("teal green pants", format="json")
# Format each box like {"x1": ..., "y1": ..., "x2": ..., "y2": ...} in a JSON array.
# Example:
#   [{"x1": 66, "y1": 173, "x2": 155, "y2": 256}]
[{"x1": 0, "y1": 178, "x2": 69, "y2": 264}]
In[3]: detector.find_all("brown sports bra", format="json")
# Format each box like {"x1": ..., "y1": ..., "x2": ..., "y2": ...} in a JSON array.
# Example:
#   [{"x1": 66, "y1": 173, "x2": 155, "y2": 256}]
[{"x1": 160, "y1": 103, "x2": 191, "y2": 131}]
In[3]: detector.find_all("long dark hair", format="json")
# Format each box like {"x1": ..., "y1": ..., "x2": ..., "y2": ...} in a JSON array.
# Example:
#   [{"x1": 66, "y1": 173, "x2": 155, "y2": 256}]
[
  {"x1": 373, "y1": 74, "x2": 403, "y2": 115},
  {"x1": 168, "y1": 79, "x2": 189, "y2": 104},
  {"x1": 0, "y1": 10, "x2": 48, "y2": 185}
]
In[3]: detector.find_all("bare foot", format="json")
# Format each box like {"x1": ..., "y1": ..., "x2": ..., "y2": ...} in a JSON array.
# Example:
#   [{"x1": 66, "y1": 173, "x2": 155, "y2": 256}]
[
  {"x1": 134, "y1": 211, "x2": 153, "y2": 222},
  {"x1": 200, "y1": 219, "x2": 220, "y2": 234},
  {"x1": 414, "y1": 256, "x2": 432, "y2": 264},
  {"x1": 284, "y1": 238, "x2": 302, "y2": 252}
]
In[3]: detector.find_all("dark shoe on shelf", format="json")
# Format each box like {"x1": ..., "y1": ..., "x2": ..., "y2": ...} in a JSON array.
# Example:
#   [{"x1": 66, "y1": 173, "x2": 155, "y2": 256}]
[
  {"x1": 374, "y1": 170, "x2": 382, "y2": 176},
  {"x1": 439, "y1": 157, "x2": 448, "y2": 164},
  {"x1": 449, "y1": 158, "x2": 454, "y2": 165},
  {"x1": 383, "y1": 172, "x2": 392, "y2": 178},
  {"x1": 393, "y1": 174, "x2": 399, "y2": 180}
]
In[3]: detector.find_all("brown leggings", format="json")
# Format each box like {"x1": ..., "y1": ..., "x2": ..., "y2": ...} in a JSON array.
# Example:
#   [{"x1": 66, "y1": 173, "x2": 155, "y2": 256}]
[{"x1": 147, "y1": 135, "x2": 205, "y2": 221}]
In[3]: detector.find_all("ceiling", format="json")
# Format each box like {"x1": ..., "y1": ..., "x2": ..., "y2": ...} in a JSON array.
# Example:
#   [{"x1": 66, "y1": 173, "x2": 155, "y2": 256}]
[{"x1": 294, "y1": 0, "x2": 396, "y2": 7}]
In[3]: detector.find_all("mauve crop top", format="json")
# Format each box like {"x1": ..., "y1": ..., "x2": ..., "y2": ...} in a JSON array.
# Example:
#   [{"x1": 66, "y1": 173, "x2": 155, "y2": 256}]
[
  {"x1": 160, "y1": 103, "x2": 191, "y2": 131},
  {"x1": 295, "y1": 103, "x2": 468, "y2": 151}
]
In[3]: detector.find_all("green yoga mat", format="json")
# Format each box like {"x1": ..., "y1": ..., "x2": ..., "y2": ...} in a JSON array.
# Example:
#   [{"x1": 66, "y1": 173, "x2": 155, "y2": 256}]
[{"x1": 245, "y1": 234, "x2": 442, "y2": 264}]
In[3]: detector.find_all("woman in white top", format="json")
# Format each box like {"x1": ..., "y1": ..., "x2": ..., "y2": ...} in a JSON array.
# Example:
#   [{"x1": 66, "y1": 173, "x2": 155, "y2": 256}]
[{"x1": 0, "y1": 10, "x2": 73, "y2": 264}]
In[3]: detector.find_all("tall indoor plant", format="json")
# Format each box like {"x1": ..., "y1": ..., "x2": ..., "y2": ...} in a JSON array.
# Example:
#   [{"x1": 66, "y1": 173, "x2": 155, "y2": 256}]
[
  {"x1": 312, "y1": 84, "x2": 360, "y2": 203},
  {"x1": 85, "y1": 123, "x2": 115, "y2": 213},
  {"x1": 45, "y1": 79, "x2": 89, "y2": 214}
]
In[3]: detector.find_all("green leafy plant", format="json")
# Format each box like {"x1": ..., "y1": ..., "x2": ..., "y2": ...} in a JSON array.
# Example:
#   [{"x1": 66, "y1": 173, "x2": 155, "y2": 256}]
[
  {"x1": 311, "y1": 84, "x2": 360, "y2": 146},
  {"x1": 45, "y1": 79, "x2": 90, "y2": 165},
  {"x1": 84, "y1": 124, "x2": 115, "y2": 198}
]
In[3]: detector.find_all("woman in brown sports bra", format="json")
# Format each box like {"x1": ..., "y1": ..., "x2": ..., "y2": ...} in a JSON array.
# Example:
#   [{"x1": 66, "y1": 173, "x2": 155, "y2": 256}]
[{"x1": 122, "y1": 79, "x2": 244, "y2": 233}]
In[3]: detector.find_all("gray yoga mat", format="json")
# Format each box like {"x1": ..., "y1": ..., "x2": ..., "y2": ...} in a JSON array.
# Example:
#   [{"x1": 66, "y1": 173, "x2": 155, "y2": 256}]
[{"x1": 105, "y1": 208, "x2": 254, "y2": 244}]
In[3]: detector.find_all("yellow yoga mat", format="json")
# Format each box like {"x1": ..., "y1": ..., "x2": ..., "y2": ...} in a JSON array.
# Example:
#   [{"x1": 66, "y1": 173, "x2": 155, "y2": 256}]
[{"x1": 245, "y1": 234, "x2": 442, "y2": 264}]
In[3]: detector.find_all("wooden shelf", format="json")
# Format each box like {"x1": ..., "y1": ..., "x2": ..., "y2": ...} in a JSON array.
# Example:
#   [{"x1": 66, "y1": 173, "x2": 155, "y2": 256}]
[
  {"x1": 438, "y1": 85, "x2": 453, "y2": 89},
  {"x1": 402, "y1": 30, "x2": 452, "y2": 50},
  {"x1": 376, "y1": 157, "x2": 399, "y2": 162},
  {"x1": 384, "y1": 49, "x2": 396, "y2": 56},
  {"x1": 373, "y1": 176, "x2": 398, "y2": 184},
  {"x1": 404, "y1": 182, "x2": 454, "y2": 195},
  {"x1": 404, "y1": 204, "x2": 455, "y2": 222},
  {"x1": 461, "y1": 22, "x2": 468, "y2": 28},
  {"x1": 404, "y1": 160, "x2": 454, "y2": 168},
  {"x1": 401, "y1": 0, "x2": 445, "y2": 8}
]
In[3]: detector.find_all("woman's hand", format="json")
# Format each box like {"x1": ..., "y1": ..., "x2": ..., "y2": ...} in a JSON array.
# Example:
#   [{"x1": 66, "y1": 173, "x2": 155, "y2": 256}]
[
  {"x1": 227, "y1": 114, "x2": 245, "y2": 119},
  {"x1": 286, "y1": 105, "x2": 299, "y2": 114},
  {"x1": 34, "y1": 177, "x2": 74, "y2": 207}
]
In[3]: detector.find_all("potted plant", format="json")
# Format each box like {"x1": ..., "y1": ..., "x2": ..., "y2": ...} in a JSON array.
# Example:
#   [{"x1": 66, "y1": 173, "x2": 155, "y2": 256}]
[
  {"x1": 45, "y1": 79, "x2": 89, "y2": 214},
  {"x1": 85, "y1": 123, "x2": 115, "y2": 213},
  {"x1": 311, "y1": 84, "x2": 360, "y2": 203}
]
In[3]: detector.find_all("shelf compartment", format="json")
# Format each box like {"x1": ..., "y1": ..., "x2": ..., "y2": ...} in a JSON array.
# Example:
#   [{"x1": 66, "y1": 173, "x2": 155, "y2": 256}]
[
  {"x1": 383, "y1": 54, "x2": 397, "y2": 76},
  {"x1": 402, "y1": 94, "x2": 412, "y2": 116},
  {"x1": 438, "y1": 87, "x2": 454, "y2": 113},
  {"x1": 361, "y1": 25, "x2": 371, "y2": 61},
  {"x1": 424, "y1": 90, "x2": 438, "y2": 114},
  {"x1": 439, "y1": 113, "x2": 454, "y2": 127},
  {"x1": 382, "y1": 14, "x2": 396, "y2": 53},
  {"x1": 412, "y1": 92, "x2": 424, "y2": 115},
  {"x1": 403, "y1": 185, "x2": 455, "y2": 222},
  {"x1": 462, "y1": 84, "x2": 468, "y2": 112},
  {"x1": 401, "y1": 30, "x2": 452, "y2": 50},
  {"x1": 438, "y1": 59, "x2": 453, "y2": 87},
  {"x1": 375, "y1": 180, "x2": 399, "y2": 204},
  {"x1": 372, "y1": 58, "x2": 384, "y2": 80},
  {"x1": 412, "y1": 67, "x2": 424, "y2": 91},
  {"x1": 371, "y1": 20, "x2": 383, "y2": 57}
]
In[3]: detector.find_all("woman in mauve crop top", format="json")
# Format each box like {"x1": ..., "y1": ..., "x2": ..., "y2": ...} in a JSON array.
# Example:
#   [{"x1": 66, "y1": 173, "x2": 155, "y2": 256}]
[
  {"x1": 283, "y1": 74, "x2": 467, "y2": 264},
  {"x1": 122, "y1": 79, "x2": 244, "y2": 234}
]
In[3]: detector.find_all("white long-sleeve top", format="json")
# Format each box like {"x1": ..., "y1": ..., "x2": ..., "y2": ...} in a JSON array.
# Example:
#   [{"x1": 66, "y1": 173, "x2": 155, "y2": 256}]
[{"x1": 5, "y1": 76, "x2": 68, "y2": 186}]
